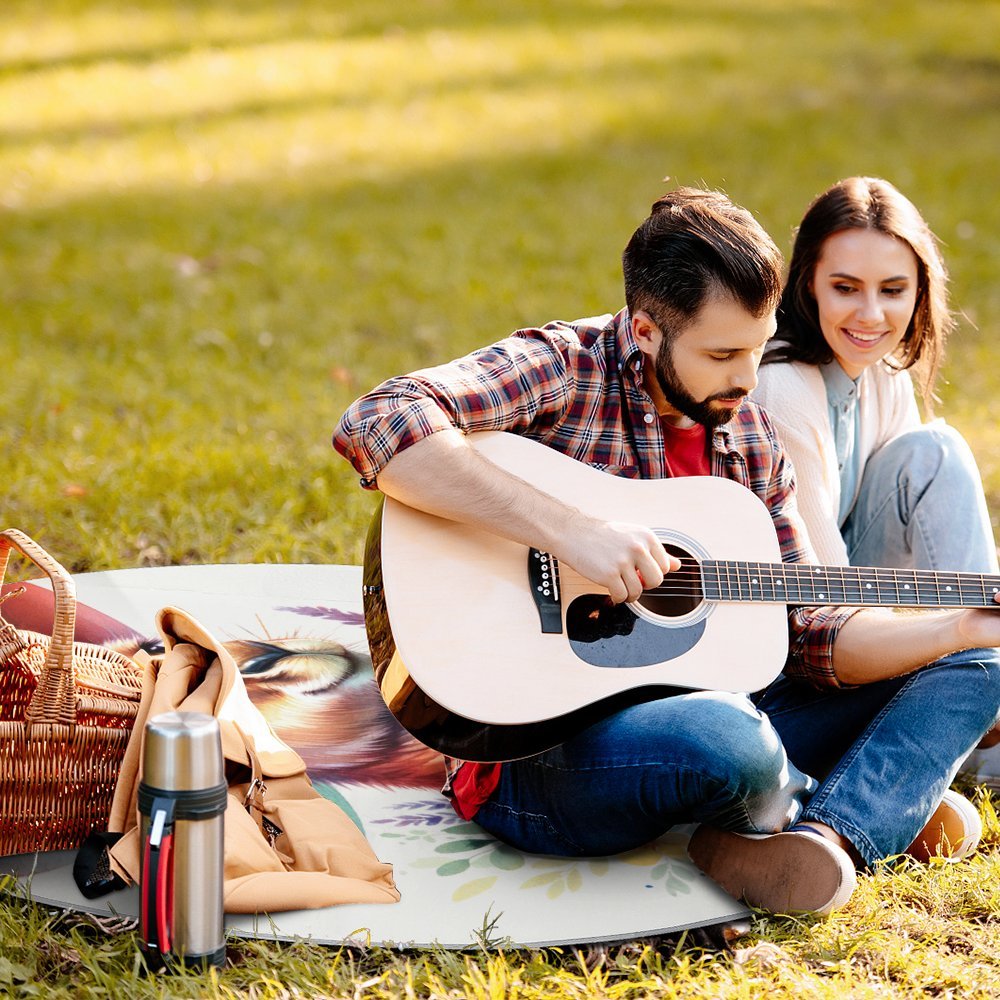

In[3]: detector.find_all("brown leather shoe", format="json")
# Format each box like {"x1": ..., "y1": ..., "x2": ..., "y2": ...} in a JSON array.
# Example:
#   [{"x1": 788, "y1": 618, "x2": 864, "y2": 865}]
[
  {"x1": 687, "y1": 826, "x2": 857, "y2": 915},
  {"x1": 907, "y1": 789, "x2": 982, "y2": 862}
]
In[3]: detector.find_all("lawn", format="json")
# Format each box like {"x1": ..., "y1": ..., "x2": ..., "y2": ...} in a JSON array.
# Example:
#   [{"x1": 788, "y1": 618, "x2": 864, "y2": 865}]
[{"x1": 2, "y1": 0, "x2": 1000, "y2": 995}]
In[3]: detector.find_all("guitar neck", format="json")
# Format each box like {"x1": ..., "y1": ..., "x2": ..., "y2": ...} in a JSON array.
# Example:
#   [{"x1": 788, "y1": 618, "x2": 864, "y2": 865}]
[{"x1": 701, "y1": 561, "x2": 1000, "y2": 609}]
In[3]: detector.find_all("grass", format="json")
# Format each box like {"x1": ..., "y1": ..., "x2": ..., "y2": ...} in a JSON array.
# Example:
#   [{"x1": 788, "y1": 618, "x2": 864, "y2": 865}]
[
  {"x1": 4, "y1": 795, "x2": 1000, "y2": 997},
  {"x1": 2, "y1": 0, "x2": 1000, "y2": 995}
]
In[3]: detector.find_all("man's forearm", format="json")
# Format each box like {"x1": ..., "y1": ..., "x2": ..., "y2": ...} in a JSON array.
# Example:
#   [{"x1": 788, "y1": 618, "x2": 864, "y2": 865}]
[
  {"x1": 376, "y1": 428, "x2": 578, "y2": 555},
  {"x1": 374, "y1": 429, "x2": 677, "y2": 604}
]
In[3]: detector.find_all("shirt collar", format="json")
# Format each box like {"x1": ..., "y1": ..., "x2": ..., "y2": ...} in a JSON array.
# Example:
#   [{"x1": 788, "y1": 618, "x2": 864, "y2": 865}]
[
  {"x1": 616, "y1": 308, "x2": 645, "y2": 379},
  {"x1": 711, "y1": 423, "x2": 734, "y2": 455},
  {"x1": 820, "y1": 359, "x2": 860, "y2": 406}
]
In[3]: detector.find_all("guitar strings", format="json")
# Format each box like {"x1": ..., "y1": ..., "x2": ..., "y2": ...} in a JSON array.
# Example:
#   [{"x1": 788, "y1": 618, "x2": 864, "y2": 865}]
[
  {"x1": 556, "y1": 563, "x2": 1000, "y2": 605},
  {"x1": 644, "y1": 563, "x2": 1000, "y2": 603}
]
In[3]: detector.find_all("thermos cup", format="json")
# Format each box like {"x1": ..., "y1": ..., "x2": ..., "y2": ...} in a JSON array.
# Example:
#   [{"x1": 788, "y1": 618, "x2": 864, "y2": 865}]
[{"x1": 139, "y1": 711, "x2": 227, "y2": 970}]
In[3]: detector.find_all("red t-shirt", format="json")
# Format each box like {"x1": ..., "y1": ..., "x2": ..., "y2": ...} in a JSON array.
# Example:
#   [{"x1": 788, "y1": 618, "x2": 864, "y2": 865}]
[
  {"x1": 659, "y1": 420, "x2": 710, "y2": 478},
  {"x1": 448, "y1": 421, "x2": 710, "y2": 819}
]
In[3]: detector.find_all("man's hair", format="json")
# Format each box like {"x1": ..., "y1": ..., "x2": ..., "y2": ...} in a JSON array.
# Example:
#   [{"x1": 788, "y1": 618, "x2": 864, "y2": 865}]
[
  {"x1": 765, "y1": 176, "x2": 952, "y2": 406},
  {"x1": 622, "y1": 187, "x2": 784, "y2": 341}
]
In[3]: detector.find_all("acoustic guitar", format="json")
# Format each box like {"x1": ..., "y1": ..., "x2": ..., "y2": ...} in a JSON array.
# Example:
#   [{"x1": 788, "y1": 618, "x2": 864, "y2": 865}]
[{"x1": 362, "y1": 431, "x2": 1000, "y2": 761}]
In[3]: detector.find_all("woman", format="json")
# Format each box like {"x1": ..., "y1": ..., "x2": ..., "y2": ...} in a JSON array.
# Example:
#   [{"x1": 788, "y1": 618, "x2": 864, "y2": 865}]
[{"x1": 753, "y1": 176, "x2": 1000, "y2": 856}]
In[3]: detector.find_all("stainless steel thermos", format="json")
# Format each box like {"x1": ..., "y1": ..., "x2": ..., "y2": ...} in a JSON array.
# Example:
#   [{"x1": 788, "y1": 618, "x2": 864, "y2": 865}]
[{"x1": 139, "y1": 711, "x2": 227, "y2": 970}]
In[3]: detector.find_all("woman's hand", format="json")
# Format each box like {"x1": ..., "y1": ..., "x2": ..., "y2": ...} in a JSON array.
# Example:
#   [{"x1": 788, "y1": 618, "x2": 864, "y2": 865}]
[{"x1": 952, "y1": 591, "x2": 1000, "y2": 651}]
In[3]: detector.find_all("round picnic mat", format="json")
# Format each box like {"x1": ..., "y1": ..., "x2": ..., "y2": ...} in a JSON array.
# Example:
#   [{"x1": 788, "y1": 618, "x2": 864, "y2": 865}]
[{"x1": 0, "y1": 563, "x2": 746, "y2": 948}]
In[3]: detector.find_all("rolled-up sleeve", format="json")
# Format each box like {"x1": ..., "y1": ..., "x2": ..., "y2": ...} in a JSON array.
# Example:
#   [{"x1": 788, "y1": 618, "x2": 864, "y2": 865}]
[
  {"x1": 333, "y1": 332, "x2": 573, "y2": 488},
  {"x1": 333, "y1": 389, "x2": 458, "y2": 488},
  {"x1": 785, "y1": 605, "x2": 858, "y2": 687}
]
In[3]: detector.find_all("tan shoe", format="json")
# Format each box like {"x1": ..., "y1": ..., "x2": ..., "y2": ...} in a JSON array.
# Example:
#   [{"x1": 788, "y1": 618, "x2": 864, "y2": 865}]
[
  {"x1": 687, "y1": 826, "x2": 857, "y2": 915},
  {"x1": 907, "y1": 789, "x2": 982, "y2": 862}
]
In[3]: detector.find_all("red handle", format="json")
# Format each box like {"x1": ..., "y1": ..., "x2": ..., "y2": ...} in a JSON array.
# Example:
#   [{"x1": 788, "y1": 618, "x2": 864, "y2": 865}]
[
  {"x1": 140, "y1": 802, "x2": 175, "y2": 961},
  {"x1": 156, "y1": 833, "x2": 174, "y2": 955}
]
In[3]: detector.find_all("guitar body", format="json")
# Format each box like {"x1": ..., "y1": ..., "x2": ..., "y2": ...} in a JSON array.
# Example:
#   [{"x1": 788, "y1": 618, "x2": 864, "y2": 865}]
[{"x1": 363, "y1": 432, "x2": 789, "y2": 761}]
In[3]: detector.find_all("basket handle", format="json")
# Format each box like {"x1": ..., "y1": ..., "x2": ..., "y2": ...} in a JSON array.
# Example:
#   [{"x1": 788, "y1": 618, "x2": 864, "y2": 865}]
[{"x1": 0, "y1": 528, "x2": 78, "y2": 728}]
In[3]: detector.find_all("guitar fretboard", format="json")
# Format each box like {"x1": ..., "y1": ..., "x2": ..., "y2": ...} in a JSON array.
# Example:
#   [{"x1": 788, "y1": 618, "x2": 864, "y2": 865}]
[{"x1": 701, "y1": 561, "x2": 1000, "y2": 609}]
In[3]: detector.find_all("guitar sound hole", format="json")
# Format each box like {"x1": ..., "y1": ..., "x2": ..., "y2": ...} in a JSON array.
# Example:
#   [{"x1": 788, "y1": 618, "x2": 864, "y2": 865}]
[{"x1": 636, "y1": 543, "x2": 703, "y2": 618}]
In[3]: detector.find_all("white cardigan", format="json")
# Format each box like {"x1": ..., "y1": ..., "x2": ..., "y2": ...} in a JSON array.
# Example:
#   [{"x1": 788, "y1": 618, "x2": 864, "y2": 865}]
[{"x1": 752, "y1": 359, "x2": 921, "y2": 566}]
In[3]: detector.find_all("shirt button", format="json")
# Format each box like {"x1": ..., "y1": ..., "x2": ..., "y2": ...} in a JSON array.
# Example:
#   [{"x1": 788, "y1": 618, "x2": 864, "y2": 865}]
[{"x1": 643, "y1": 413, "x2": 655, "y2": 424}]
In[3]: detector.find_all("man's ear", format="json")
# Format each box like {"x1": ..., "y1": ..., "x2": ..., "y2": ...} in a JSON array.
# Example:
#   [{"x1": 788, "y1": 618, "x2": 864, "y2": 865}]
[{"x1": 631, "y1": 310, "x2": 662, "y2": 357}]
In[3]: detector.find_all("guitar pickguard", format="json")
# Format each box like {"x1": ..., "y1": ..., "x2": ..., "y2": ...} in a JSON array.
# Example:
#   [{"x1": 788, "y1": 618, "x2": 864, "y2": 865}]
[{"x1": 566, "y1": 594, "x2": 706, "y2": 667}]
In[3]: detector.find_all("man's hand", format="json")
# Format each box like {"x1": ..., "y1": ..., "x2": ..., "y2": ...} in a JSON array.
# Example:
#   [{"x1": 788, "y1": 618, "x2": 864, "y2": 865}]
[{"x1": 555, "y1": 515, "x2": 681, "y2": 604}]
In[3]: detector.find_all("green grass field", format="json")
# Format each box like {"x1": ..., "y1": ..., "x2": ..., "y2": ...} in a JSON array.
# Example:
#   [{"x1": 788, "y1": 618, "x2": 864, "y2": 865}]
[{"x1": 3, "y1": 1, "x2": 1000, "y2": 995}]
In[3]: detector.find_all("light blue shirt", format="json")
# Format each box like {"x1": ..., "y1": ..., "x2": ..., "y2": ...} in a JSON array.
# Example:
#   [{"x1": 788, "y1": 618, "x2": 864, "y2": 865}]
[{"x1": 820, "y1": 360, "x2": 864, "y2": 527}]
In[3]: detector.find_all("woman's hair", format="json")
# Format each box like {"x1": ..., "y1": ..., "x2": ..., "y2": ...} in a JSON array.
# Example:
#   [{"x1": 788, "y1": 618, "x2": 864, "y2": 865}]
[{"x1": 765, "y1": 176, "x2": 953, "y2": 405}]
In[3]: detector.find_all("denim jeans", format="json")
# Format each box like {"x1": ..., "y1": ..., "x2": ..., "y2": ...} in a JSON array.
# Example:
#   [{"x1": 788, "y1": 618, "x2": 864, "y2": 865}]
[
  {"x1": 842, "y1": 423, "x2": 999, "y2": 574},
  {"x1": 473, "y1": 691, "x2": 816, "y2": 858},
  {"x1": 475, "y1": 649, "x2": 1000, "y2": 868},
  {"x1": 755, "y1": 647, "x2": 1000, "y2": 865}
]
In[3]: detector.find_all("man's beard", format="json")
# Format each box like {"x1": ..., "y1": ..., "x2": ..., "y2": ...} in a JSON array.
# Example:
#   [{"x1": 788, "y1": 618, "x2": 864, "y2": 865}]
[{"x1": 654, "y1": 339, "x2": 748, "y2": 429}]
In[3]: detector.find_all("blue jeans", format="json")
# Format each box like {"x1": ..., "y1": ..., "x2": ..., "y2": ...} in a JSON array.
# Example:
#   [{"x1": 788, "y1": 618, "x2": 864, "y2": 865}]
[
  {"x1": 755, "y1": 647, "x2": 1000, "y2": 865},
  {"x1": 843, "y1": 423, "x2": 999, "y2": 573},
  {"x1": 474, "y1": 691, "x2": 816, "y2": 857},
  {"x1": 475, "y1": 657, "x2": 1000, "y2": 868}
]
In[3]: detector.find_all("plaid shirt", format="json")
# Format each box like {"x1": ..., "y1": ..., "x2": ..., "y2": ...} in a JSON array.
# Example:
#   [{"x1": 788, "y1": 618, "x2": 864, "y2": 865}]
[{"x1": 334, "y1": 308, "x2": 858, "y2": 687}]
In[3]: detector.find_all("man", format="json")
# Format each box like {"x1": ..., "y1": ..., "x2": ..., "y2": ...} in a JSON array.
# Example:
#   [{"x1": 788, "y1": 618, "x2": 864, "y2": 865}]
[{"x1": 333, "y1": 188, "x2": 1000, "y2": 915}]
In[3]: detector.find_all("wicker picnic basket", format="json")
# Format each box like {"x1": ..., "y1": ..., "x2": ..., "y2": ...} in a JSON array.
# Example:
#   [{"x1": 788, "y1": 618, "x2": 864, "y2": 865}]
[{"x1": 0, "y1": 528, "x2": 144, "y2": 856}]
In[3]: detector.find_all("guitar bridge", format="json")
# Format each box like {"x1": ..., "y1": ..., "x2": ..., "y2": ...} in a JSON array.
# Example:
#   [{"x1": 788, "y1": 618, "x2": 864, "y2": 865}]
[{"x1": 528, "y1": 549, "x2": 563, "y2": 633}]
